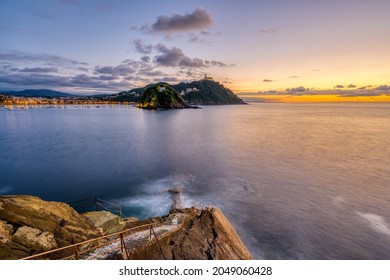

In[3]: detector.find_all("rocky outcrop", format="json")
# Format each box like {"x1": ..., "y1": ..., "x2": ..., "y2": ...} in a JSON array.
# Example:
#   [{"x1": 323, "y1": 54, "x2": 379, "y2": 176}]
[
  {"x1": 0, "y1": 195, "x2": 252, "y2": 260},
  {"x1": 82, "y1": 211, "x2": 126, "y2": 235},
  {"x1": 128, "y1": 207, "x2": 252, "y2": 260},
  {"x1": 0, "y1": 195, "x2": 102, "y2": 259},
  {"x1": 137, "y1": 83, "x2": 198, "y2": 110}
]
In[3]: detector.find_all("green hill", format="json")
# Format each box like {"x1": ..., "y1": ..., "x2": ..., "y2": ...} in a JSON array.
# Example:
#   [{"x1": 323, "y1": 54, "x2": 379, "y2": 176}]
[
  {"x1": 101, "y1": 79, "x2": 245, "y2": 105},
  {"x1": 172, "y1": 79, "x2": 245, "y2": 105},
  {"x1": 137, "y1": 83, "x2": 190, "y2": 110}
]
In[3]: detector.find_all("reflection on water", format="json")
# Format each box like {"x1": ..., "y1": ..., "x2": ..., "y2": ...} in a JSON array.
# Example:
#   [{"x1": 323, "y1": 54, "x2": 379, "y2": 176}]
[{"x1": 1, "y1": 103, "x2": 389, "y2": 259}]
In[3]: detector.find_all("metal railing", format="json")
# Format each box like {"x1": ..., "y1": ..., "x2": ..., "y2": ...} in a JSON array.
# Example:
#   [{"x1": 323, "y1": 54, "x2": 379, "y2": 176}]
[
  {"x1": 68, "y1": 197, "x2": 124, "y2": 218},
  {"x1": 21, "y1": 222, "x2": 160, "y2": 260}
]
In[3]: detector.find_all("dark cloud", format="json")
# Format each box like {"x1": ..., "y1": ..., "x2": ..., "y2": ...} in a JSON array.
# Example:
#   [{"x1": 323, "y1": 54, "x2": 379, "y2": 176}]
[
  {"x1": 153, "y1": 44, "x2": 229, "y2": 69},
  {"x1": 94, "y1": 65, "x2": 136, "y2": 76},
  {"x1": 376, "y1": 85, "x2": 390, "y2": 91},
  {"x1": 78, "y1": 67, "x2": 89, "y2": 72},
  {"x1": 205, "y1": 60, "x2": 230, "y2": 67},
  {"x1": 289, "y1": 76, "x2": 300, "y2": 78},
  {"x1": 141, "y1": 56, "x2": 150, "y2": 62},
  {"x1": 358, "y1": 85, "x2": 372, "y2": 90},
  {"x1": 132, "y1": 39, "x2": 153, "y2": 54},
  {"x1": 19, "y1": 67, "x2": 58, "y2": 73},
  {"x1": 147, "y1": 8, "x2": 213, "y2": 34},
  {"x1": 258, "y1": 28, "x2": 276, "y2": 34},
  {"x1": 347, "y1": 84, "x2": 357, "y2": 88},
  {"x1": 286, "y1": 86, "x2": 307, "y2": 93},
  {"x1": 335, "y1": 85, "x2": 344, "y2": 89},
  {"x1": 263, "y1": 79, "x2": 273, "y2": 82}
]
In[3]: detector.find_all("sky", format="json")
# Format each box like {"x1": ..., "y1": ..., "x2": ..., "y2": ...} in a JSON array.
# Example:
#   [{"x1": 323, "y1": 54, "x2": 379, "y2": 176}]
[{"x1": 1, "y1": 0, "x2": 390, "y2": 99}]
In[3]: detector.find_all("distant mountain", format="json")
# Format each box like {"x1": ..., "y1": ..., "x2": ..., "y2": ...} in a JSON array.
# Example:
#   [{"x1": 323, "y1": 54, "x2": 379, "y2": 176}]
[
  {"x1": 101, "y1": 79, "x2": 246, "y2": 105},
  {"x1": 2, "y1": 89, "x2": 75, "y2": 97}
]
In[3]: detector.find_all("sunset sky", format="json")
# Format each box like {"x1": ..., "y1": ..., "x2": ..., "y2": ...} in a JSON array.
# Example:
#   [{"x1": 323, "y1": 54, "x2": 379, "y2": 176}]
[{"x1": 1, "y1": 0, "x2": 389, "y2": 99}]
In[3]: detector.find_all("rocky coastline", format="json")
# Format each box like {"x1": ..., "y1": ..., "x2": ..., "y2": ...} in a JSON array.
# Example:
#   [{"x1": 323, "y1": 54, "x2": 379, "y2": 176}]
[{"x1": 0, "y1": 195, "x2": 252, "y2": 260}]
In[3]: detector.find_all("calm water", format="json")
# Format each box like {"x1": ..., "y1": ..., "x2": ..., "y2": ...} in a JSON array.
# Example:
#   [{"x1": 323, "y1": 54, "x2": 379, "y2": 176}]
[{"x1": 1, "y1": 103, "x2": 389, "y2": 259}]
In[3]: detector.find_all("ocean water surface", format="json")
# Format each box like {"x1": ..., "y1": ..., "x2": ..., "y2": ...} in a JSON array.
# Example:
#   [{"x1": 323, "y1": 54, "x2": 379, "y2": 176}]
[{"x1": 1, "y1": 103, "x2": 389, "y2": 259}]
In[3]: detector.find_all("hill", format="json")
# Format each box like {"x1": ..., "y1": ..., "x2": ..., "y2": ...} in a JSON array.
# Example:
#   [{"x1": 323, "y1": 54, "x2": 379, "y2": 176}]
[
  {"x1": 101, "y1": 79, "x2": 245, "y2": 105},
  {"x1": 172, "y1": 79, "x2": 245, "y2": 105},
  {"x1": 2, "y1": 89, "x2": 74, "y2": 98},
  {"x1": 137, "y1": 83, "x2": 191, "y2": 109}
]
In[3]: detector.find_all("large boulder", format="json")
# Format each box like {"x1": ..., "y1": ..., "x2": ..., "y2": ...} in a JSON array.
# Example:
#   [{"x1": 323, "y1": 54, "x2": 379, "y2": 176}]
[
  {"x1": 0, "y1": 195, "x2": 102, "y2": 259},
  {"x1": 82, "y1": 211, "x2": 125, "y2": 235},
  {"x1": 12, "y1": 226, "x2": 57, "y2": 251}
]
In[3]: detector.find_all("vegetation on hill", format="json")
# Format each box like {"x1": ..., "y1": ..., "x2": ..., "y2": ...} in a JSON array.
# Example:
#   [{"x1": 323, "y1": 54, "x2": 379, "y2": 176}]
[
  {"x1": 172, "y1": 79, "x2": 245, "y2": 105},
  {"x1": 100, "y1": 79, "x2": 245, "y2": 105},
  {"x1": 137, "y1": 83, "x2": 189, "y2": 109}
]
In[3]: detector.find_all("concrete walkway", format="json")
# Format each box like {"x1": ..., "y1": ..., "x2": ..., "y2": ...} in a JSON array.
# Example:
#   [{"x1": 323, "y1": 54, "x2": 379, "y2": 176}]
[{"x1": 85, "y1": 213, "x2": 186, "y2": 259}]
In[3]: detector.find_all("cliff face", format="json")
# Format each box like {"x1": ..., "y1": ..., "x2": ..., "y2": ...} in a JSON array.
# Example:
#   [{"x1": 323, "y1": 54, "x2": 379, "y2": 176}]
[
  {"x1": 0, "y1": 195, "x2": 102, "y2": 259},
  {"x1": 128, "y1": 208, "x2": 252, "y2": 260}
]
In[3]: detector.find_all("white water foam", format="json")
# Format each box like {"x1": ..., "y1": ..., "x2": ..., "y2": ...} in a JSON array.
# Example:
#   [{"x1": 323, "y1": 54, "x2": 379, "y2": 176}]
[{"x1": 357, "y1": 212, "x2": 390, "y2": 237}]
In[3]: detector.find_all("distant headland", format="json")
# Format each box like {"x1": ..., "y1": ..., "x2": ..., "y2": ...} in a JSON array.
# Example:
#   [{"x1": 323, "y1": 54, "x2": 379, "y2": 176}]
[{"x1": 0, "y1": 79, "x2": 246, "y2": 107}]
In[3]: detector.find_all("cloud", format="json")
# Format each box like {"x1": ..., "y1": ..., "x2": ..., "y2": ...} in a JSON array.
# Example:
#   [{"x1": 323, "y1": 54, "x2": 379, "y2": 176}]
[
  {"x1": 0, "y1": 50, "x2": 88, "y2": 67},
  {"x1": 375, "y1": 85, "x2": 390, "y2": 91},
  {"x1": 140, "y1": 56, "x2": 150, "y2": 62},
  {"x1": 258, "y1": 28, "x2": 276, "y2": 34},
  {"x1": 132, "y1": 39, "x2": 153, "y2": 54},
  {"x1": 286, "y1": 86, "x2": 307, "y2": 93},
  {"x1": 19, "y1": 67, "x2": 58, "y2": 73},
  {"x1": 94, "y1": 64, "x2": 136, "y2": 77},
  {"x1": 263, "y1": 79, "x2": 273, "y2": 82},
  {"x1": 147, "y1": 8, "x2": 213, "y2": 34},
  {"x1": 347, "y1": 84, "x2": 357, "y2": 88},
  {"x1": 289, "y1": 76, "x2": 300, "y2": 78},
  {"x1": 335, "y1": 85, "x2": 344, "y2": 89}
]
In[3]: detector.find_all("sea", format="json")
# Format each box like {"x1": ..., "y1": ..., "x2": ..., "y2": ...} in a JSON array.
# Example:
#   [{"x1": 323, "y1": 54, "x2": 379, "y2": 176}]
[{"x1": 1, "y1": 103, "x2": 389, "y2": 259}]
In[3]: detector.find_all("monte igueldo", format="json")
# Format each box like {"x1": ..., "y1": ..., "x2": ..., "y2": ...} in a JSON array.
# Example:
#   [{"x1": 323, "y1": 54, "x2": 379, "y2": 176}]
[{"x1": 107, "y1": 79, "x2": 246, "y2": 109}]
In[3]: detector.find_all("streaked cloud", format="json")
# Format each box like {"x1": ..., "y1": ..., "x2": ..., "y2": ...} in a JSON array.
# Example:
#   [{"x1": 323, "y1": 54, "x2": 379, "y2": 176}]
[
  {"x1": 347, "y1": 84, "x2": 357, "y2": 88},
  {"x1": 19, "y1": 67, "x2": 58, "y2": 73},
  {"x1": 335, "y1": 85, "x2": 344, "y2": 89},
  {"x1": 258, "y1": 28, "x2": 276, "y2": 34},
  {"x1": 263, "y1": 79, "x2": 273, "y2": 82}
]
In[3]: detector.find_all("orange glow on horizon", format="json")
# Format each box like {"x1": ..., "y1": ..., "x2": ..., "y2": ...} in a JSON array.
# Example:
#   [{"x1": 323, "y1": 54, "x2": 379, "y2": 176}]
[{"x1": 238, "y1": 94, "x2": 390, "y2": 103}]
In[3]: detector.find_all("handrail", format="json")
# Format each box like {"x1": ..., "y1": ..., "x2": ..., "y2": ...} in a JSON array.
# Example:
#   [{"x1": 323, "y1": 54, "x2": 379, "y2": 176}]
[
  {"x1": 68, "y1": 197, "x2": 124, "y2": 218},
  {"x1": 20, "y1": 222, "x2": 160, "y2": 260}
]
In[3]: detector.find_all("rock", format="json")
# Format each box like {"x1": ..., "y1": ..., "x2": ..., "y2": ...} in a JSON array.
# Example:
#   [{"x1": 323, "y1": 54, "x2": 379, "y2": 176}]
[
  {"x1": 12, "y1": 226, "x2": 57, "y2": 252},
  {"x1": 82, "y1": 211, "x2": 125, "y2": 234},
  {"x1": 0, "y1": 220, "x2": 13, "y2": 244},
  {"x1": 0, "y1": 195, "x2": 102, "y2": 259},
  {"x1": 128, "y1": 207, "x2": 252, "y2": 260}
]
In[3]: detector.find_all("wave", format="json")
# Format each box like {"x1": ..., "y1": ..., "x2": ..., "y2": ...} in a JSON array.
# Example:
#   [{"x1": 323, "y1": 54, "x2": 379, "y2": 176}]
[{"x1": 111, "y1": 174, "x2": 199, "y2": 219}]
